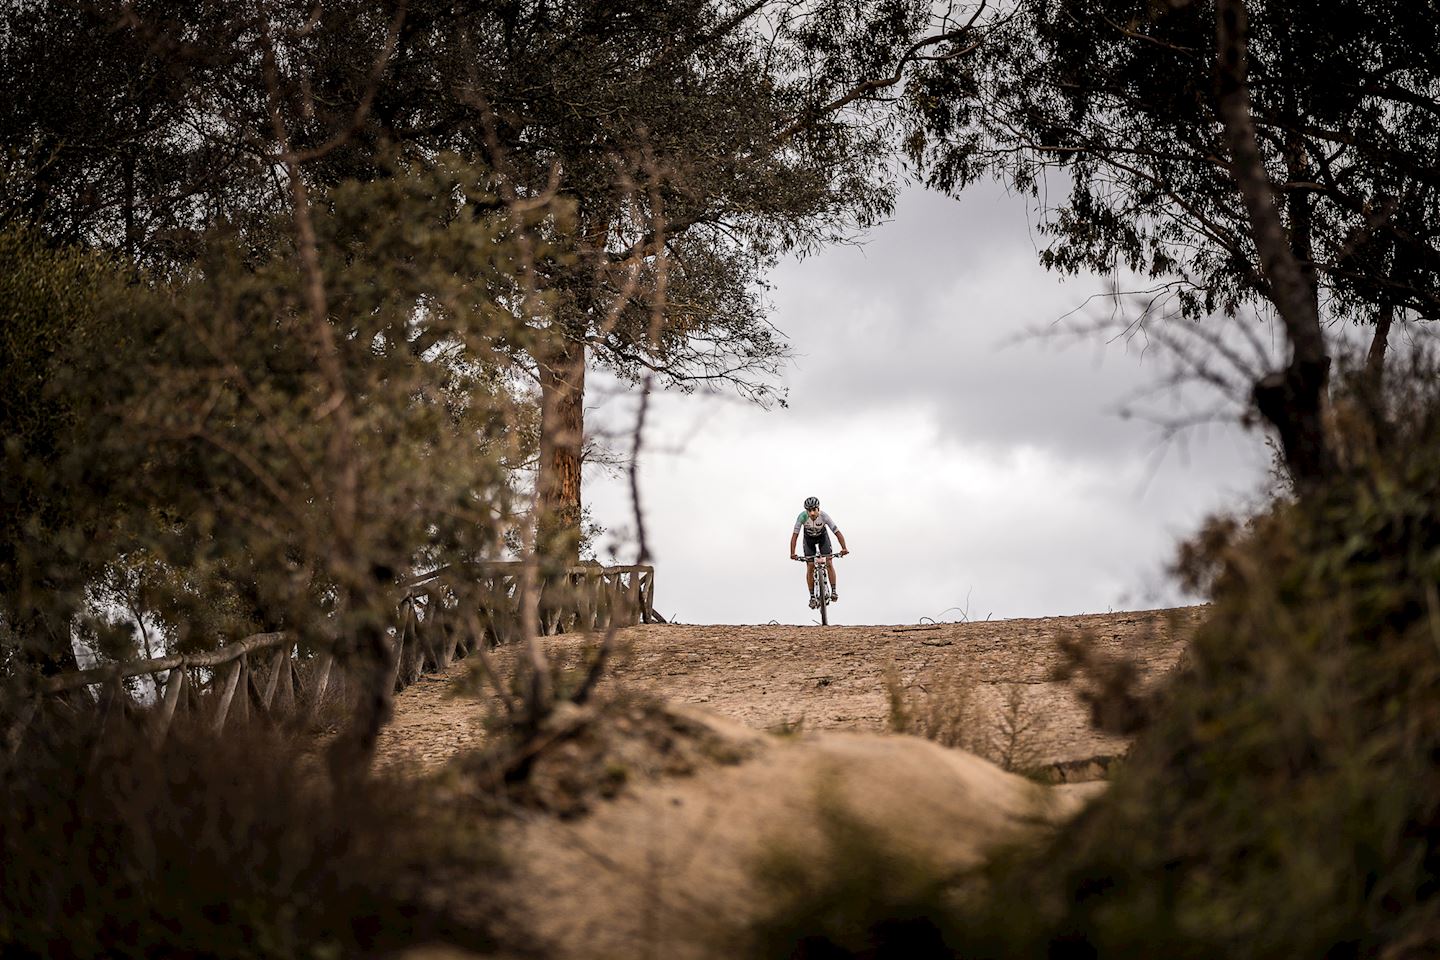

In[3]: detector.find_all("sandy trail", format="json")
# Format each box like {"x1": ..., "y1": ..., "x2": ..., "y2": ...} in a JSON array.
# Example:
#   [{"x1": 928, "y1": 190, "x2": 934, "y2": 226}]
[
  {"x1": 381, "y1": 607, "x2": 1201, "y2": 959},
  {"x1": 377, "y1": 606, "x2": 1200, "y2": 771}
]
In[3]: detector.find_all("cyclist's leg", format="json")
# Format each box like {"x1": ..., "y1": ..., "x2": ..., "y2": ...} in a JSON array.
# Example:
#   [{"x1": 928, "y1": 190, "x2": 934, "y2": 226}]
[
  {"x1": 818, "y1": 532, "x2": 836, "y2": 593},
  {"x1": 803, "y1": 536, "x2": 819, "y2": 593}
]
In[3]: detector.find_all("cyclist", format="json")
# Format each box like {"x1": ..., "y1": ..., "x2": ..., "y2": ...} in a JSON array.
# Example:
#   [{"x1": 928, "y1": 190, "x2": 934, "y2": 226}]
[{"x1": 789, "y1": 496, "x2": 850, "y2": 609}]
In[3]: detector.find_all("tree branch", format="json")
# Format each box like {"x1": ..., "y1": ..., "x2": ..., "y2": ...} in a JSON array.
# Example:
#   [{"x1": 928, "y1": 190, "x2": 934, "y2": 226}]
[{"x1": 774, "y1": 1, "x2": 989, "y2": 143}]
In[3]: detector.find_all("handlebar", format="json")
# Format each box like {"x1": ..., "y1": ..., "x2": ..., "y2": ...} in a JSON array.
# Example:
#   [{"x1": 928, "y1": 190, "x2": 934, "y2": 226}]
[{"x1": 792, "y1": 553, "x2": 844, "y2": 561}]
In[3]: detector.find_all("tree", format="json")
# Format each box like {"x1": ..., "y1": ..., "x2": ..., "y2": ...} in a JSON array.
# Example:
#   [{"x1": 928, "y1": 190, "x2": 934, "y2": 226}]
[
  {"x1": 5, "y1": 0, "x2": 995, "y2": 558},
  {"x1": 236, "y1": 0, "x2": 993, "y2": 559},
  {"x1": 0, "y1": 2, "x2": 285, "y2": 265},
  {"x1": 1, "y1": 0, "x2": 995, "y2": 760},
  {"x1": 902, "y1": 0, "x2": 1440, "y2": 487},
  {"x1": 2, "y1": 155, "x2": 552, "y2": 767},
  {"x1": 0, "y1": 226, "x2": 129, "y2": 677}
]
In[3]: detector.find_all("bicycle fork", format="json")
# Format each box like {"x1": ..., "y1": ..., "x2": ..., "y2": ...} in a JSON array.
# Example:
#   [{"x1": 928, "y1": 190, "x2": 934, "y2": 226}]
[{"x1": 811, "y1": 561, "x2": 830, "y2": 601}]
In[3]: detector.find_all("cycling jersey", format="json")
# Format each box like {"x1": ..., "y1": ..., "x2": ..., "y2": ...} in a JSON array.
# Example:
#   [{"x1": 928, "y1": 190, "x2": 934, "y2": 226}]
[{"x1": 794, "y1": 510, "x2": 840, "y2": 539}]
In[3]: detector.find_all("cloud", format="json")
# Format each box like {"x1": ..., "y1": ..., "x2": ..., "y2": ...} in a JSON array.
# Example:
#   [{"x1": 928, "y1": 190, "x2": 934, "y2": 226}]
[
  {"x1": 770, "y1": 182, "x2": 1275, "y2": 463},
  {"x1": 587, "y1": 391, "x2": 1268, "y2": 625},
  {"x1": 584, "y1": 183, "x2": 1275, "y2": 625}
]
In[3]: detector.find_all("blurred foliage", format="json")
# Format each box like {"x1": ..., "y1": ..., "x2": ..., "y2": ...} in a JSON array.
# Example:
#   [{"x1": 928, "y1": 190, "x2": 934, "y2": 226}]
[
  {"x1": 1, "y1": 155, "x2": 544, "y2": 683},
  {"x1": 1006, "y1": 361, "x2": 1440, "y2": 958},
  {"x1": 743, "y1": 778, "x2": 962, "y2": 960},
  {"x1": 0, "y1": 0, "x2": 974, "y2": 669},
  {"x1": 755, "y1": 360, "x2": 1440, "y2": 957},
  {"x1": 0, "y1": 223, "x2": 146, "y2": 674},
  {"x1": 0, "y1": 717, "x2": 511, "y2": 959}
]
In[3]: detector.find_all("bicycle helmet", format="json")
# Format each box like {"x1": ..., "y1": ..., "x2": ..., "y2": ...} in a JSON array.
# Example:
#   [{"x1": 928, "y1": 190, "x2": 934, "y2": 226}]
[{"x1": 803, "y1": 496, "x2": 820, "y2": 510}]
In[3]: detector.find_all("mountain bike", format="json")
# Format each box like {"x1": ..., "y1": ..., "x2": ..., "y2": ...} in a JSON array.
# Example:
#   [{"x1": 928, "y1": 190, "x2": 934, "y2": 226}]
[{"x1": 794, "y1": 553, "x2": 840, "y2": 625}]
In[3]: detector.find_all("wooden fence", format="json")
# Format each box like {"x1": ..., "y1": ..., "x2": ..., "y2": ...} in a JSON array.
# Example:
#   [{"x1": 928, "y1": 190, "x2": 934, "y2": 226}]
[{"x1": 5, "y1": 562, "x2": 657, "y2": 754}]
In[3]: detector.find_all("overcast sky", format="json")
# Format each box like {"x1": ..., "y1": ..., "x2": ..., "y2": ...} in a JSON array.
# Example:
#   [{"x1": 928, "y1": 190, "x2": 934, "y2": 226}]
[{"x1": 586, "y1": 179, "x2": 1277, "y2": 626}]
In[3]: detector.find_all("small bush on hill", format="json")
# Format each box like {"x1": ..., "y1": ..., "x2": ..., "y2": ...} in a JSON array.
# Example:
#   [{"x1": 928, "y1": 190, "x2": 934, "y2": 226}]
[
  {"x1": 886, "y1": 665, "x2": 1049, "y2": 773},
  {"x1": 459, "y1": 689, "x2": 758, "y2": 817}
]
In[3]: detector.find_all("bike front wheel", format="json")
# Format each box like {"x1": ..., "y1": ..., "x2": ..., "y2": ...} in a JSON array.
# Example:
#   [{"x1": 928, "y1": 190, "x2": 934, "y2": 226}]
[{"x1": 818, "y1": 570, "x2": 830, "y2": 626}]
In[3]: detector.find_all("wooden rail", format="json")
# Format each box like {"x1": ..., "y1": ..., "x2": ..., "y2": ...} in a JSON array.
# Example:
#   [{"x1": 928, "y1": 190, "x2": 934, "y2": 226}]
[
  {"x1": 405, "y1": 562, "x2": 661, "y2": 640},
  {"x1": 5, "y1": 562, "x2": 657, "y2": 754}
]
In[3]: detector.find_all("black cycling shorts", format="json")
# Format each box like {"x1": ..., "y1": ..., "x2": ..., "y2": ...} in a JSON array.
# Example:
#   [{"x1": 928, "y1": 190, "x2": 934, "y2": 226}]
[{"x1": 803, "y1": 531, "x2": 833, "y2": 557}]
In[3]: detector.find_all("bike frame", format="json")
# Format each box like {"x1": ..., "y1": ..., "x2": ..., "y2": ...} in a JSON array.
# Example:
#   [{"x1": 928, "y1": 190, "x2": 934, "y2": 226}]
[{"x1": 794, "y1": 553, "x2": 839, "y2": 625}]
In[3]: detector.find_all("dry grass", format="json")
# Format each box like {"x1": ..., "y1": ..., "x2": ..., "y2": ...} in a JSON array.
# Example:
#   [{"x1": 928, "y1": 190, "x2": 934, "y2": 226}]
[{"x1": 885, "y1": 664, "x2": 1050, "y2": 773}]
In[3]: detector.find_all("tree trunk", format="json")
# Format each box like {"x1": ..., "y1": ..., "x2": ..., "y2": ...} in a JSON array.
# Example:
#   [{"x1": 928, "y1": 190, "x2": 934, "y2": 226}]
[
  {"x1": 1365, "y1": 300, "x2": 1394, "y2": 391},
  {"x1": 1216, "y1": 0, "x2": 1333, "y2": 490},
  {"x1": 327, "y1": 627, "x2": 395, "y2": 776},
  {"x1": 537, "y1": 327, "x2": 586, "y2": 563}
]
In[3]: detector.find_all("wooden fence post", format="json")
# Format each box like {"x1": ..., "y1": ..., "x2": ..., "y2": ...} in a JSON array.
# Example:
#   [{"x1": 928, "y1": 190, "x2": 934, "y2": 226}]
[
  {"x1": 596, "y1": 573, "x2": 611, "y2": 628},
  {"x1": 260, "y1": 646, "x2": 287, "y2": 714},
  {"x1": 153, "y1": 667, "x2": 187, "y2": 745},
  {"x1": 440, "y1": 606, "x2": 460, "y2": 669},
  {"x1": 628, "y1": 570, "x2": 643, "y2": 625},
  {"x1": 212, "y1": 659, "x2": 243, "y2": 734},
  {"x1": 579, "y1": 569, "x2": 596, "y2": 630},
  {"x1": 403, "y1": 606, "x2": 424, "y2": 686},
  {"x1": 390, "y1": 603, "x2": 413, "y2": 693},
  {"x1": 307, "y1": 651, "x2": 334, "y2": 724},
  {"x1": 276, "y1": 652, "x2": 295, "y2": 713},
  {"x1": 4, "y1": 697, "x2": 39, "y2": 758},
  {"x1": 93, "y1": 674, "x2": 124, "y2": 742},
  {"x1": 235, "y1": 656, "x2": 253, "y2": 726}
]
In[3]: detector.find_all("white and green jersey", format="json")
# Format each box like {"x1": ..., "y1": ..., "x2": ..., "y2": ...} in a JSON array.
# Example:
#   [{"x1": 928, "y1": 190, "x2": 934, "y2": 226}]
[{"x1": 794, "y1": 510, "x2": 840, "y2": 539}]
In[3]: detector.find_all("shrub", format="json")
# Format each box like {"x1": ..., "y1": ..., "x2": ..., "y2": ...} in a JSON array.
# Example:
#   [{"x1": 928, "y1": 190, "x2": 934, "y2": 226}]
[
  {"x1": 765, "y1": 363, "x2": 1440, "y2": 958},
  {"x1": 957, "y1": 365, "x2": 1440, "y2": 958},
  {"x1": 886, "y1": 665, "x2": 1049, "y2": 773},
  {"x1": 0, "y1": 714, "x2": 511, "y2": 959}
]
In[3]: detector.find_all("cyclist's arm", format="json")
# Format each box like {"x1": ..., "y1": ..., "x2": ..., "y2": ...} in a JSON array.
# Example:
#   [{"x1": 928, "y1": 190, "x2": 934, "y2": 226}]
[
  {"x1": 789, "y1": 530, "x2": 799, "y2": 559},
  {"x1": 822, "y1": 512, "x2": 849, "y2": 556}
]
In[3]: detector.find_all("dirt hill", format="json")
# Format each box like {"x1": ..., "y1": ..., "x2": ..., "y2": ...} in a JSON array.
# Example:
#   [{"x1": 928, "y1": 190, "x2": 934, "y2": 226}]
[
  {"x1": 377, "y1": 606, "x2": 1201, "y2": 775},
  {"x1": 380, "y1": 606, "x2": 1201, "y2": 959}
]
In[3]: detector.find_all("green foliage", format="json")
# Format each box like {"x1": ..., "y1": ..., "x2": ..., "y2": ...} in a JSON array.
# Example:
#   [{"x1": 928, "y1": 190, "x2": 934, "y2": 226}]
[
  {"x1": 0, "y1": 224, "x2": 148, "y2": 673},
  {"x1": 0, "y1": 719, "x2": 508, "y2": 959},
  {"x1": 1005, "y1": 365, "x2": 1440, "y2": 957},
  {"x1": 140, "y1": 155, "x2": 543, "y2": 648},
  {"x1": 1, "y1": 0, "x2": 966, "y2": 626},
  {"x1": 2, "y1": 0, "x2": 951, "y2": 405},
  {"x1": 1, "y1": 155, "x2": 545, "y2": 682},
  {"x1": 904, "y1": 0, "x2": 1440, "y2": 324},
  {"x1": 0, "y1": 2, "x2": 281, "y2": 262}
]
